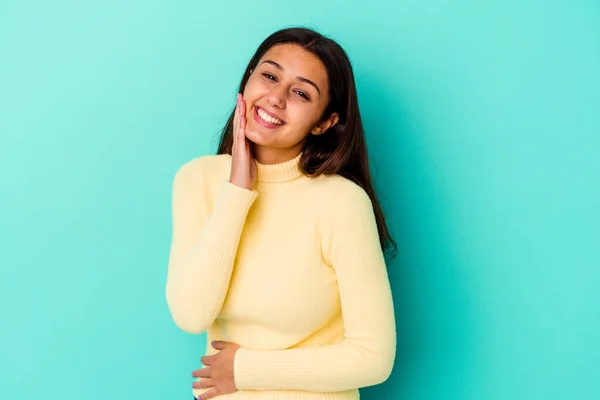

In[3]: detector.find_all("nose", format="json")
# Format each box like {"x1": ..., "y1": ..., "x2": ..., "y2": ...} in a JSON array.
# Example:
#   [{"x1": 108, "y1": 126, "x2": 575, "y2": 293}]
[{"x1": 266, "y1": 84, "x2": 287, "y2": 109}]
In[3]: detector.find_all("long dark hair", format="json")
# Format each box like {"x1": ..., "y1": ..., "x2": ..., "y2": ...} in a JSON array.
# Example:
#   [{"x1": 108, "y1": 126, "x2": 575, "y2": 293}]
[{"x1": 216, "y1": 27, "x2": 398, "y2": 260}]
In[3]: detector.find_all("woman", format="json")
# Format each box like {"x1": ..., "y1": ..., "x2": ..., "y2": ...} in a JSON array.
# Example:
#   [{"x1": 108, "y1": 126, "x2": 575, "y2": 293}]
[{"x1": 166, "y1": 27, "x2": 398, "y2": 400}]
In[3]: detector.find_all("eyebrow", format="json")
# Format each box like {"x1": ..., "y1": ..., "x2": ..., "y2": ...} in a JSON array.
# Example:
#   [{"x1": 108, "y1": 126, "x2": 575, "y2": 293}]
[{"x1": 260, "y1": 60, "x2": 321, "y2": 95}]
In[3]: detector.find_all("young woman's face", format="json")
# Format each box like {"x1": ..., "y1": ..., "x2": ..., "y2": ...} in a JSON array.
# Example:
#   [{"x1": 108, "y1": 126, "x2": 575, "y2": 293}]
[{"x1": 242, "y1": 43, "x2": 339, "y2": 157}]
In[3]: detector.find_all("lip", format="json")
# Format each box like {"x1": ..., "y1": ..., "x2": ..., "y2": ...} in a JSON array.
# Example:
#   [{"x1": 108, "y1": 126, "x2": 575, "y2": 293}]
[{"x1": 253, "y1": 106, "x2": 286, "y2": 129}]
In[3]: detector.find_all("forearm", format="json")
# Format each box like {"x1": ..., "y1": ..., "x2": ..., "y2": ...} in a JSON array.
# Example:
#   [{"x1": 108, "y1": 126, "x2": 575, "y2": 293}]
[
  {"x1": 166, "y1": 179, "x2": 258, "y2": 334},
  {"x1": 234, "y1": 332, "x2": 396, "y2": 392}
]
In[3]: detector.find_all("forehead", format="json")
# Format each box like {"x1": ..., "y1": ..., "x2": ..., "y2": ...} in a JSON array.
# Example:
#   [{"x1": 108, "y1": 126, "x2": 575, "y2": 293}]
[{"x1": 258, "y1": 44, "x2": 329, "y2": 87}]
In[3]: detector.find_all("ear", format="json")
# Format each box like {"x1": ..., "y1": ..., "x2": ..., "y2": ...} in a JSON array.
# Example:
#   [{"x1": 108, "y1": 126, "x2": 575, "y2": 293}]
[{"x1": 311, "y1": 112, "x2": 340, "y2": 136}]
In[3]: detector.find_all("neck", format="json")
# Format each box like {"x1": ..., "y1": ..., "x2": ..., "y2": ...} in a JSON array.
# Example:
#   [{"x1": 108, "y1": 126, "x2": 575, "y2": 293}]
[
  {"x1": 254, "y1": 150, "x2": 304, "y2": 183},
  {"x1": 252, "y1": 143, "x2": 305, "y2": 165}
]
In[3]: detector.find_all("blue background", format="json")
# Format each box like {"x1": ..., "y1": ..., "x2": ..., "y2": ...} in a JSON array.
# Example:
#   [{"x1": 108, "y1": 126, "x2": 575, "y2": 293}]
[{"x1": 1, "y1": 1, "x2": 598, "y2": 399}]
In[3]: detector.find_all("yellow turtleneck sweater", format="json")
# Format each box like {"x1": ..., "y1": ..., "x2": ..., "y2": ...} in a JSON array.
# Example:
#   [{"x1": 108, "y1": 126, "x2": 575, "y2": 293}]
[{"x1": 165, "y1": 151, "x2": 396, "y2": 400}]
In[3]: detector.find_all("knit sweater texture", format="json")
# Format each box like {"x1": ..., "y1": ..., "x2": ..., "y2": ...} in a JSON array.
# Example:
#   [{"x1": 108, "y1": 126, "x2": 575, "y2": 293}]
[{"x1": 166, "y1": 151, "x2": 396, "y2": 399}]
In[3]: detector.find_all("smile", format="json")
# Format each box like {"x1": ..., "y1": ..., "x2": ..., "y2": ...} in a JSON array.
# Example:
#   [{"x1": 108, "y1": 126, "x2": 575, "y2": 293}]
[{"x1": 254, "y1": 106, "x2": 285, "y2": 128}]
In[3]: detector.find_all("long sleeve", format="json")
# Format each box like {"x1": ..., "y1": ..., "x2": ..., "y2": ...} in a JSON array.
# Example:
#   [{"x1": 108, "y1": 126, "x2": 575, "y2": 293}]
[
  {"x1": 233, "y1": 183, "x2": 396, "y2": 392},
  {"x1": 165, "y1": 160, "x2": 258, "y2": 334}
]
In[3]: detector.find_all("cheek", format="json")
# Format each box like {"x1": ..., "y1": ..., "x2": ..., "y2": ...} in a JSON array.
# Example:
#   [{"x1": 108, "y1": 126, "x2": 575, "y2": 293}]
[
  {"x1": 243, "y1": 75, "x2": 268, "y2": 98},
  {"x1": 288, "y1": 103, "x2": 321, "y2": 131},
  {"x1": 242, "y1": 82, "x2": 257, "y2": 100}
]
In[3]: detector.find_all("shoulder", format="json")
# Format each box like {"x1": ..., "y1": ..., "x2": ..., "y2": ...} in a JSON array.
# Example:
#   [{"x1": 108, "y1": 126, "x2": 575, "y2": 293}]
[
  {"x1": 313, "y1": 174, "x2": 374, "y2": 216},
  {"x1": 172, "y1": 154, "x2": 232, "y2": 195},
  {"x1": 314, "y1": 174, "x2": 372, "y2": 202},
  {"x1": 174, "y1": 153, "x2": 231, "y2": 183},
  {"x1": 175, "y1": 153, "x2": 231, "y2": 176},
  {"x1": 315, "y1": 174, "x2": 379, "y2": 251}
]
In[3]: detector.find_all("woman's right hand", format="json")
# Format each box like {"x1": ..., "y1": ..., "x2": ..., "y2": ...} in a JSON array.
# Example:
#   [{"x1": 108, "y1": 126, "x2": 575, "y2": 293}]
[{"x1": 229, "y1": 93, "x2": 257, "y2": 191}]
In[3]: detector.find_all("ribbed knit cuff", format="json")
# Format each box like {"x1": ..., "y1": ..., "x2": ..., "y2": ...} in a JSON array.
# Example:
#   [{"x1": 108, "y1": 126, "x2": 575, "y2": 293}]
[{"x1": 214, "y1": 180, "x2": 258, "y2": 216}]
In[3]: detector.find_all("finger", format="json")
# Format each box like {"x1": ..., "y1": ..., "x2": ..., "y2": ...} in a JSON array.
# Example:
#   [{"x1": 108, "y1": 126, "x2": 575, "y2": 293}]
[
  {"x1": 232, "y1": 95, "x2": 240, "y2": 146},
  {"x1": 192, "y1": 366, "x2": 212, "y2": 378},
  {"x1": 199, "y1": 388, "x2": 218, "y2": 400},
  {"x1": 211, "y1": 340, "x2": 227, "y2": 350},
  {"x1": 192, "y1": 377, "x2": 214, "y2": 389},
  {"x1": 200, "y1": 355, "x2": 213, "y2": 366},
  {"x1": 238, "y1": 98, "x2": 247, "y2": 143},
  {"x1": 239, "y1": 96, "x2": 246, "y2": 118},
  {"x1": 239, "y1": 112, "x2": 247, "y2": 145}
]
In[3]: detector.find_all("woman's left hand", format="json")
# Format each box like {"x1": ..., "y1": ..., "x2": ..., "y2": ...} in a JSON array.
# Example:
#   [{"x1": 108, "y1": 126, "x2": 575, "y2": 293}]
[{"x1": 192, "y1": 341, "x2": 241, "y2": 400}]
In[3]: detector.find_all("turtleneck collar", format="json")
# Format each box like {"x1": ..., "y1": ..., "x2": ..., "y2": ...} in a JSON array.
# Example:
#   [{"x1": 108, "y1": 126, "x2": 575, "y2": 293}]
[{"x1": 255, "y1": 151, "x2": 304, "y2": 183}]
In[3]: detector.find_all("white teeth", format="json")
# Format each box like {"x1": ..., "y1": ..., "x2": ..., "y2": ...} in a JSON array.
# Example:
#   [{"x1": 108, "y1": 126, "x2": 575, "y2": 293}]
[{"x1": 257, "y1": 108, "x2": 283, "y2": 125}]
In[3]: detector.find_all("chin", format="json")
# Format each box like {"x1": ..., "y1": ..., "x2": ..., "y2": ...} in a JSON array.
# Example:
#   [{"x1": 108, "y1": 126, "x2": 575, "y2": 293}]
[{"x1": 245, "y1": 125, "x2": 273, "y2": 143}]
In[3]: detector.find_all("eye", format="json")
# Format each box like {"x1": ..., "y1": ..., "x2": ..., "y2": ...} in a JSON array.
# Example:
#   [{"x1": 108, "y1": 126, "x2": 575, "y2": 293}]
[
  {"x1": 295, "y1": 90, "x2": 310, "y2": 100},
  {"x1": 262, "y1": 73, "x2": 277, "y2": 81}
]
